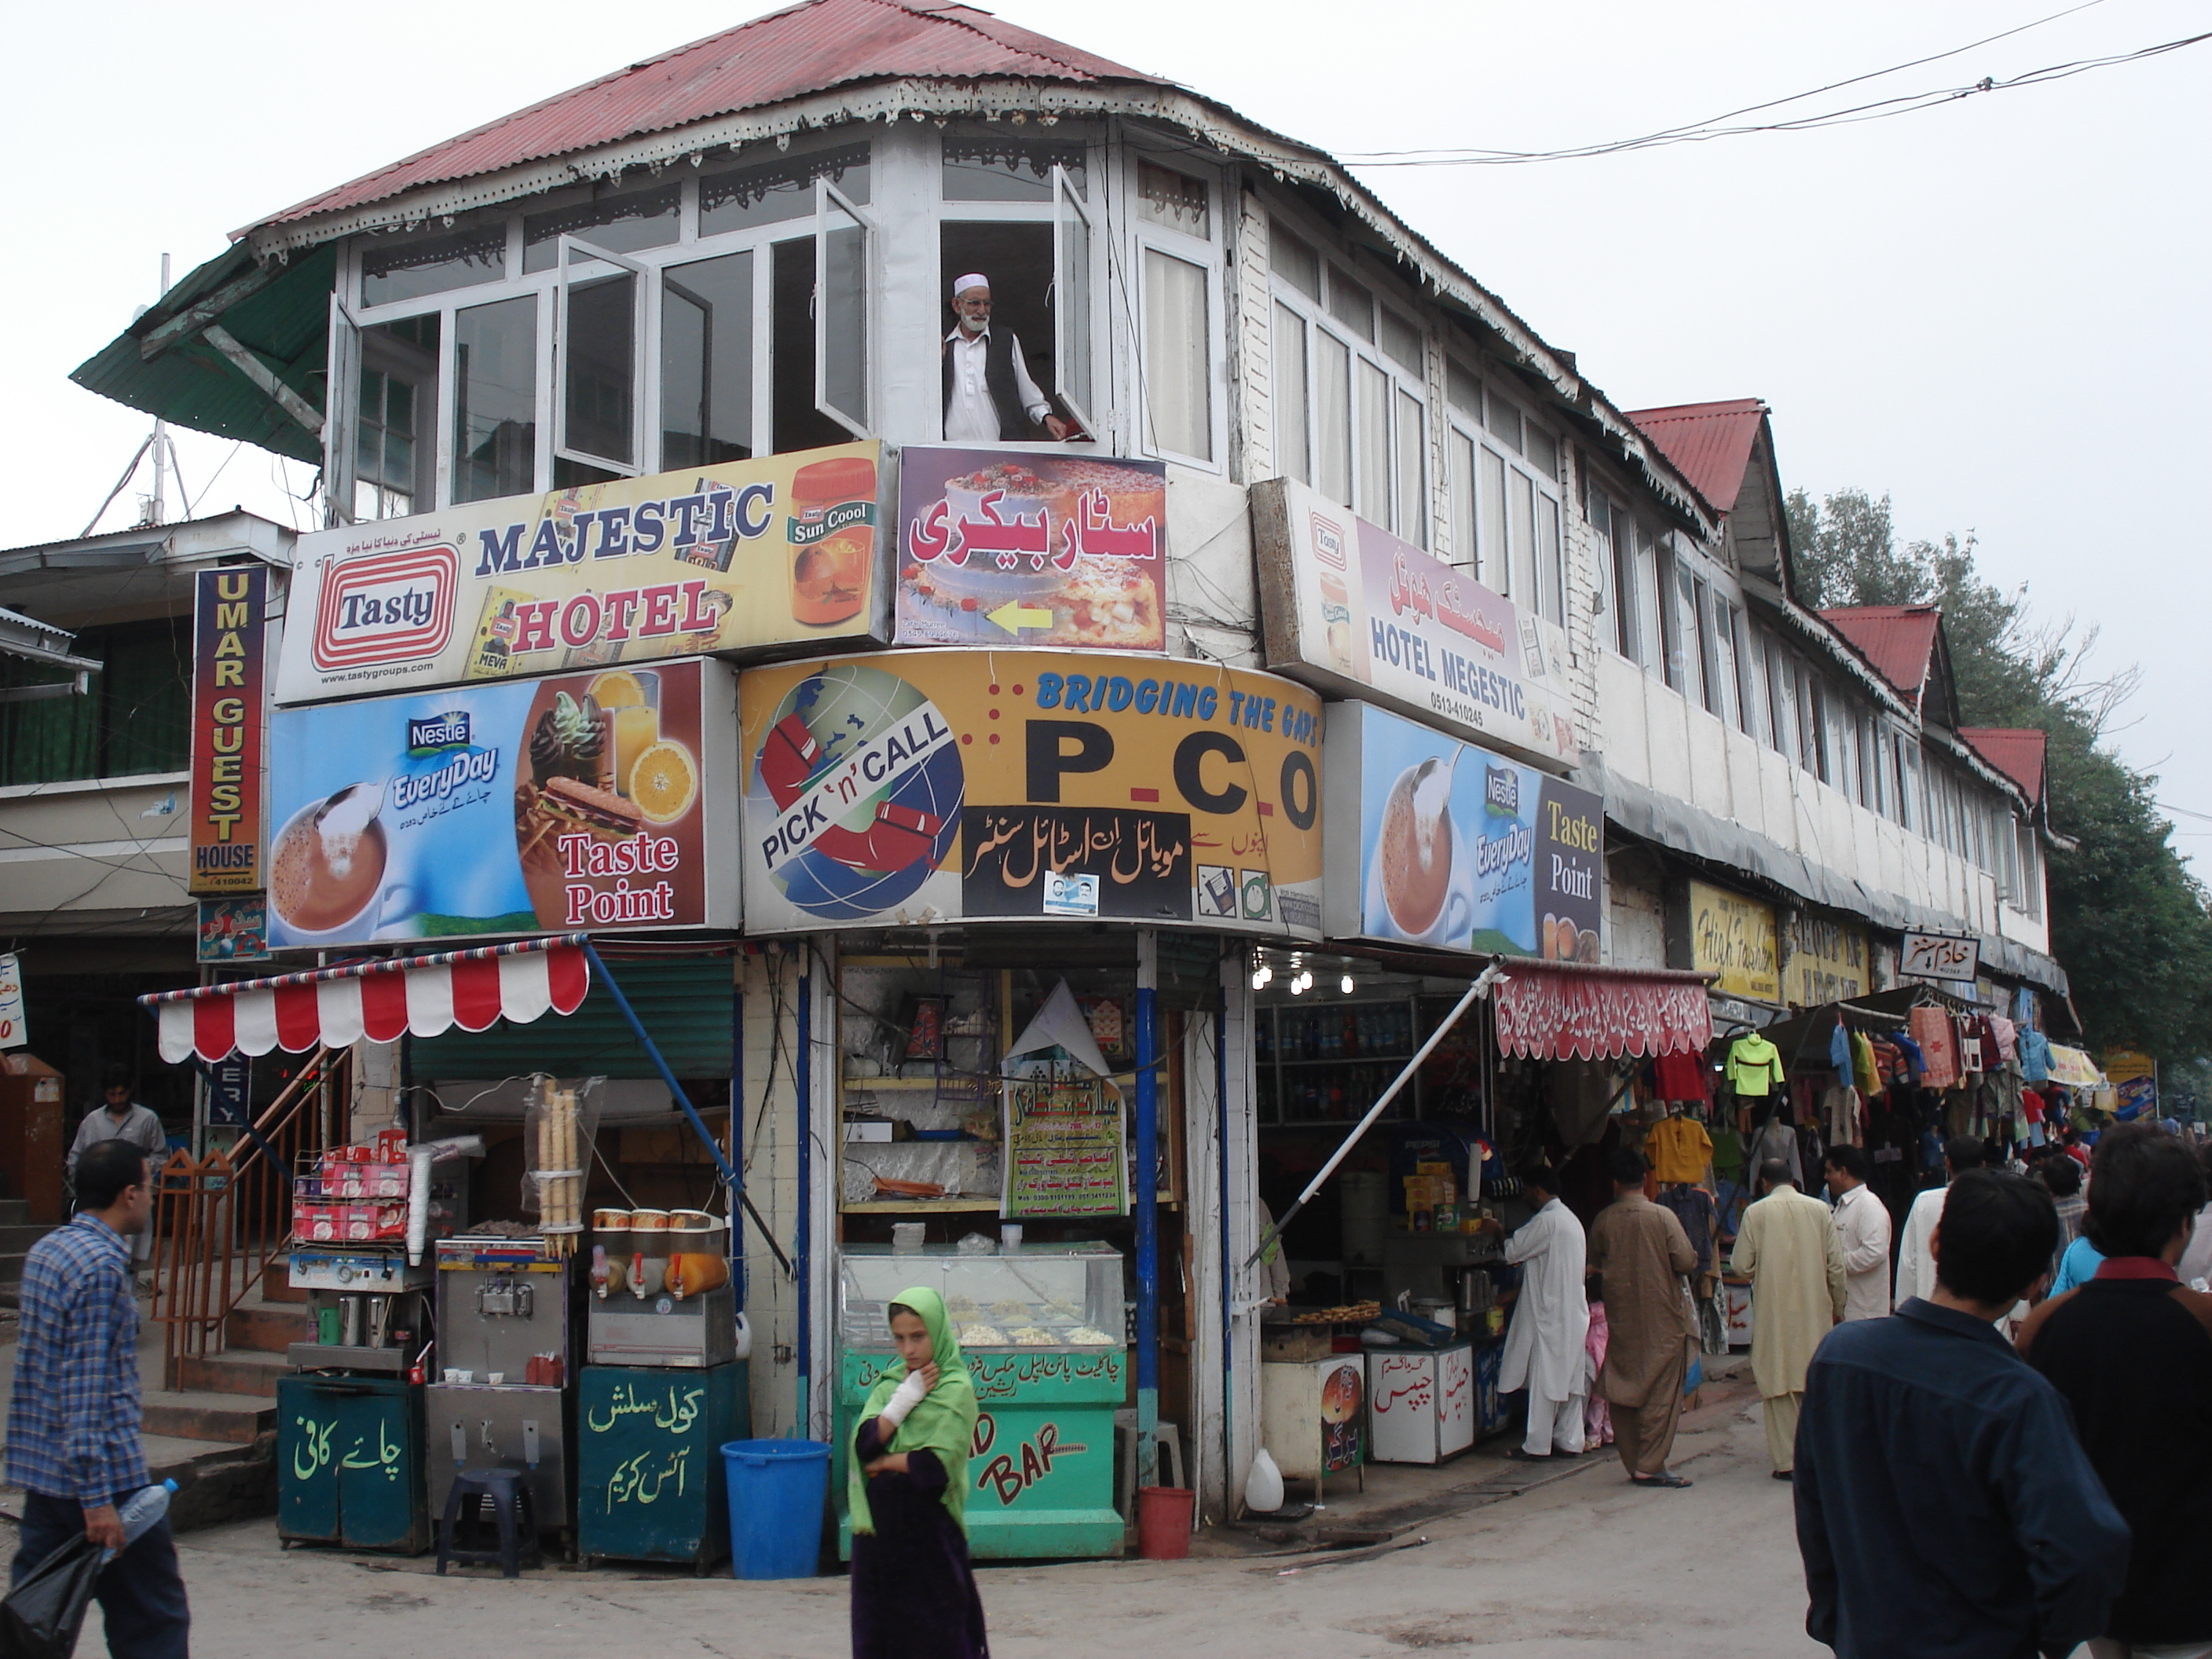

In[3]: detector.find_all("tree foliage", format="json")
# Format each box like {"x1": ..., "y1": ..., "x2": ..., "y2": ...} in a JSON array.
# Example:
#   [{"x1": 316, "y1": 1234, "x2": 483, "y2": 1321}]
[{"x1": 1787, "y1": 487, "x2": 2212, "y2": 1067}]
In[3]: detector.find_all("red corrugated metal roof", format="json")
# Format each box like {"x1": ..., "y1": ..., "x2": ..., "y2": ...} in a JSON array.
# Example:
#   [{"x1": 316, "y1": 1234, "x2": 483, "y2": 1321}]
[
  {"x1": 1821, "y1": 606, "x2": 1941, "y2": 705},
  {"x1": 1624, "y1": 399, "x2": 1765, "y2": 515},
  {"x1": 252, "y1": 0, "x2": 1163, "y2": 231},
  {"x1": 1959, "y1": 727, "x2": 2047, "y2": 807}
]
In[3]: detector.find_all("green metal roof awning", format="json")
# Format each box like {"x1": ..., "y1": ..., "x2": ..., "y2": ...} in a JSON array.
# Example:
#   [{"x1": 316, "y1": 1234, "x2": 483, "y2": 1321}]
[{"x1": 69, "y1": 243, "x2": 336, "y2": 467}]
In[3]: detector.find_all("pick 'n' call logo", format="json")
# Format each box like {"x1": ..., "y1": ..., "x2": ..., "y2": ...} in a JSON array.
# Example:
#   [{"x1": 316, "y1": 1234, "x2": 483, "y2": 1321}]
[{"x1": 311, "y1": 546, "x2": 458, "y2": 672}]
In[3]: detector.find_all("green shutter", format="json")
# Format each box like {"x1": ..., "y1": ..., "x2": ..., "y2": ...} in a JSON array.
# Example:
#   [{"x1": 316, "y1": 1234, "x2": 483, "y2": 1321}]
[{"x1": 411, "y1": 954, "x2": 736, "y2": 1079}]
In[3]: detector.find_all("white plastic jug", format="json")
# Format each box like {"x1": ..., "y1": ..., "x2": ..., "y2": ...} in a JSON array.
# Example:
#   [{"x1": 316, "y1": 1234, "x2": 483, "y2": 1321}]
[{"x1": 1247, "y1": 1446, "x2": 1284, "y2": 1514}]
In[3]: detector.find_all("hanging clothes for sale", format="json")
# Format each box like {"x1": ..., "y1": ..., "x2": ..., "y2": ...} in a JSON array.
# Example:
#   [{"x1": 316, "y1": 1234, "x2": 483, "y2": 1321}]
[
  {"x1": 1827, "y1": 1020, "x2": 1852, "y2": 1087},
  {"x1": 1891, "y1": 1030, "x2": 1925, "y2": 1081},
  {"x1": 1727, "y1": 1031, "x2": 1786, "y2": 1097},
  {"x1": 1987, "y1": 1014, "x2": 2018, "y2": 1066},
  {"x1": 1821, "y1": 1084, "x2": 1863, "y2": 1148},
  {"x1": 1656, "y1": 1184, "x2": 1720, "y2": 1278},
  {"x1": 2016, "y1": 1025, "x2": 2052, "y2": 1083},
  {"x1": 1748, "y1": 1114, "x2": 1804, "y2": 1188},
  {"x1": 1644, "y1": 1111, "x2": 1715, "y2": 1185},
  {"x1": 1851, "y1": 1031, "x2": 1881, "y2": 1097},
  {"x1": 1652, "y1": 1049, "x2": 1711, "y2": 1103},
  {"x1": 1910, "y1": 1006, "x2": 1961, "y2": 1090}
]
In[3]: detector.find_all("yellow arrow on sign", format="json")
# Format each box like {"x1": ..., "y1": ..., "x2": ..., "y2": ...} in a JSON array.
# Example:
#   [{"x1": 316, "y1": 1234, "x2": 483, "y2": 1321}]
[{"x1": 987, "y1": 600, "x2": 1055, "y2": 634}]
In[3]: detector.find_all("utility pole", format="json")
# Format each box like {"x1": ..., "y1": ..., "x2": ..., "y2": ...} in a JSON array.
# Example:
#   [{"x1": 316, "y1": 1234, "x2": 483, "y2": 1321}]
[{"x1": 147, "y1": 253, "x2": 170, "y2": 526}]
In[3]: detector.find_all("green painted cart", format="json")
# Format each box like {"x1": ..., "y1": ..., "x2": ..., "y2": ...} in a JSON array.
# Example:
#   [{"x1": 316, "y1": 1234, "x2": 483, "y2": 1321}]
[
  {"x1": 276, "y1": 1374, "x2": 430, "y2": 1554},
  {"x1": 577, "y1": 1362, "x2": 749, "y2": 1571},
  {"x1": 835, "y1": 1243, "x2": 1126, "y2": 1560}
]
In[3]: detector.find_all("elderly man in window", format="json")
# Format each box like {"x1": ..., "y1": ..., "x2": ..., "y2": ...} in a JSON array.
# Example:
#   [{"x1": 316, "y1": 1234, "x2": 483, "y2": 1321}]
[{"x1": 942, "y1": 274, "x2": 1070, "y2": 442}]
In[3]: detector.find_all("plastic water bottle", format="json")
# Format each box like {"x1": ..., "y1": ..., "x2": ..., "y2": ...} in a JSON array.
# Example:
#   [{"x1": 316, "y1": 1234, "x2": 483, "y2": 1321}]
[{"x1": 104, "y1": 1479, "x2": 179, "y2": 1562}]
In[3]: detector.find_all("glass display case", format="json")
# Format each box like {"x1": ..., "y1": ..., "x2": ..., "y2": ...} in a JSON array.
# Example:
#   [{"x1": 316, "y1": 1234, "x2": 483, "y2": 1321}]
[
  {"x1": 834, "y1": 1243, "x2": 1126, "y2": 1560},
  {"x1": 839, "y1": 1243, "x2": 1123, "y2": 1351}
]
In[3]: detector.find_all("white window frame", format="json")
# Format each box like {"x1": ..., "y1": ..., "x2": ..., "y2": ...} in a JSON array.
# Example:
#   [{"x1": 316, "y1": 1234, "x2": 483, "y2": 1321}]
[
  {"x1": 1050, "y1": 163, "x2": 1098, "y2": 437},
  {"x1": 554, "y1": 234, "x2": 650, "y2": 478},
  {"x1": 1127, "y1": 148, "x2": 1226, "y2": 473},
  {"x1": 813, "y1": 178, "x2": 874, "y2": 440},
  {"x1": 324, "y1": 292, "x2": 362, "y2": 527}
]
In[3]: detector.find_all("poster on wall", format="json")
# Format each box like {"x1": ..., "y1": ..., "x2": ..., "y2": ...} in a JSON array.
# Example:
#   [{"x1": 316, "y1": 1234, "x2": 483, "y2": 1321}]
[
  {"x1": 196, "y1": 896, "x2": 271, "y2": 963},
  {"x1": 1252, "y1": 478, "x2": 1577, "y2": 769},
  {"x1": 2106, "y1": 1049, "x2": 2158, "y2": 1118},
  {"x1": 894, "y1": 447, "x2": 1166, "y2": 650},
  {"x1": 1322, "y1": 700, "x2": 1602, "y2": 959},
  {"x1": 266, "y1": 658, "x2": 736, "y2": 949},
  {"x1": 739, "y1": 650, "x2": 1322, "y2": 937},
  {"x1": 1687, "y1": 880, "x2": 1780, "y2": 1003},
  {"x1": 276, "y1": 443, "x2": 888, "y2": 704},
  {"x1": 189, "y1": 566, "x2": 269, "y2": 895}
]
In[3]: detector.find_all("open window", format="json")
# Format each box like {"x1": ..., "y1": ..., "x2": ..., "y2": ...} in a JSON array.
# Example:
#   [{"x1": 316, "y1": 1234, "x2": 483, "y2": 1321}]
[
  {"x1": 555, "y1": 235, "x2": 645, "y2": 478},
  {"x1": 1052, "y1": 163, "x2": 1096, "y2": 437},
  {"x1": 659, "y1": 250, "x2": 755, "y2": 469},
  {"x1": 324, "y1": 293, "x2": 360, "y2": 526},
  {"x1": 815, "y1": 179, "x2": 872, "y2": 438}
]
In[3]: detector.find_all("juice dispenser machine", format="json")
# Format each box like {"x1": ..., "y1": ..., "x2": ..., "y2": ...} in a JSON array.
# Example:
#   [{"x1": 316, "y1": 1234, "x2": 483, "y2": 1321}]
[{"x1": 426, "y1": 1236, "x2": 579, "y2": 1554}]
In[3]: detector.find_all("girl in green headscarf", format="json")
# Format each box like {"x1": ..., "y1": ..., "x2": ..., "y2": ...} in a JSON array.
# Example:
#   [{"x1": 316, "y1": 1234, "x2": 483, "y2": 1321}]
[{"x1": 849, "y1": 1287, "x2": 989, "y2": 1659}]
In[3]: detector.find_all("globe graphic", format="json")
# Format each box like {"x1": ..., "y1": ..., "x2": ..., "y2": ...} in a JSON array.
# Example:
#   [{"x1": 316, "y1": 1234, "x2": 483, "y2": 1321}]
[{"x1": 753, "y1": 661, "x2": 965, "y2": 921}]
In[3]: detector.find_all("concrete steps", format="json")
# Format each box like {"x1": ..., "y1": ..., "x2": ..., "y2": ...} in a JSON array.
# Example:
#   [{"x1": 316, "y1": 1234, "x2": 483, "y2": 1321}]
[
  {"x1": 177, "y1": 1346, "x2": 292, "y2": 1399},
  {"x1": 0, "y1": 1199, "x2": 56, "y2": 1299},
  {"x1": 141, "y1": 1389, "x2": 277, "y2": 1445}
]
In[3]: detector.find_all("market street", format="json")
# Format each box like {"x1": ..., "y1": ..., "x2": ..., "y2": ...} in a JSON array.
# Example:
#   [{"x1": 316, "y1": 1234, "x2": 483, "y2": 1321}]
[{"x1": 4, "y1": 1371, "x2": 1819, "y2": 1658}]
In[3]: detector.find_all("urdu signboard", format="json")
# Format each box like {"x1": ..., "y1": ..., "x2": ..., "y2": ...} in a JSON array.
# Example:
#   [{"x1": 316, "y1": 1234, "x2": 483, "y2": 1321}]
[
  {"x1": 276, "y1": 444, "x2": 888, "y2": 703},
  {"x1": 1252, "y1": 478, "x2": 1578, "y2": 769},
  {"x1": 739, "y1": 650, "x2": 1322, "y2": 936}
]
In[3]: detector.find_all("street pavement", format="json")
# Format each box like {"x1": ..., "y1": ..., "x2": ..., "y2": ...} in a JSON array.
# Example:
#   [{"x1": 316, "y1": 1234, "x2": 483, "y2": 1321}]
[{"x1": 2, "y1": 1364, "x2": 1826, "y2": 1657}]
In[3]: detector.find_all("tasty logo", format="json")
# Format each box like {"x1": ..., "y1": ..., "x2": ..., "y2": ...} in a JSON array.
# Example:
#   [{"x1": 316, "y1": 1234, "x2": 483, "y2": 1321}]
[{"x1": 311, "y1": 546, "x2": 458, "y2": 672}]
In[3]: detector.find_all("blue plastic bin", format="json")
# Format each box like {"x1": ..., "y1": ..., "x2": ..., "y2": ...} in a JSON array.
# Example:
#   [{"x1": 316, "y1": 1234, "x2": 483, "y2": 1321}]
[{"x1": 722, "y1": 1439, "x2": 830, "y2": 1579}]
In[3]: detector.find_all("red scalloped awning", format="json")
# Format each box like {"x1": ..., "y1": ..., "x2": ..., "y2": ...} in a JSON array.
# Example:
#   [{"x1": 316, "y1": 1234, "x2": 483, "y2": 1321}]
[
  {"x1": 141, "y1": 936, "x2": 590, "y2": 1064},
  {"x1": 1492, "y1": 964, "x2": 1713, "y2": 1061}
]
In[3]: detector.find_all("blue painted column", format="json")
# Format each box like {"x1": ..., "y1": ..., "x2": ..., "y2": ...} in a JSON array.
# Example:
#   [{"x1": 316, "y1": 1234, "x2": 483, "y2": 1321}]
[
  {"x1": 1134, "y1": 928, "x2": 1159, "y2": 1489},
  {"x1": 796, "y1": 960, "x2": 812, "y2": 1439}
]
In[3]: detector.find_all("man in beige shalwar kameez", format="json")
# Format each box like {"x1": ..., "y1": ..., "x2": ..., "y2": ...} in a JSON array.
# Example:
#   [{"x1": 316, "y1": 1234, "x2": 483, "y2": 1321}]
[
  {"x1": 1588, "y1": 1146, "x2": 1701, "y2": 1488},
  {"x1": 1729, "y1": 1157, "x2": 1847, "y2": 1479}
]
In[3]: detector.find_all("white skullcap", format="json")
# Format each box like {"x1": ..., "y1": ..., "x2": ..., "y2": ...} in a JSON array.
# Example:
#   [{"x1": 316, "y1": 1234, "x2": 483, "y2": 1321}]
[{"x1": 951, "y1": 273, "x2": 991, "y2": 298}]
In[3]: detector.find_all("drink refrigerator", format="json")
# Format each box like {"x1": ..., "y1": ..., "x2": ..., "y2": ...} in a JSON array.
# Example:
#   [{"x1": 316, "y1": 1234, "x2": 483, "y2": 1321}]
[
  {"x1": 834, "y1": 1243, "x2": 1126, "y2": 1560},
  {"x1": 426, "y1": 1237, "x2": 580, "y2": 1554}
]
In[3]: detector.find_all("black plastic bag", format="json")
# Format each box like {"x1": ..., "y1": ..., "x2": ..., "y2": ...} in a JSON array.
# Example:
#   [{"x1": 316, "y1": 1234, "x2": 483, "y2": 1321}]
[{"x1": 0, "y1": 1533, "x2": 103, "y2": 1659}]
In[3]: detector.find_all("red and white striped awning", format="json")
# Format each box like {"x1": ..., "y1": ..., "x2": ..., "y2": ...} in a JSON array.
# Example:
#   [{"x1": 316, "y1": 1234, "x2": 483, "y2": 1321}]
[
  {"x1": 141, "y1": 936, "x2": 591, "y2": 1064},
  {"x1": 1492, "y1": 962, "x2": 1714, "y2": 1062}
]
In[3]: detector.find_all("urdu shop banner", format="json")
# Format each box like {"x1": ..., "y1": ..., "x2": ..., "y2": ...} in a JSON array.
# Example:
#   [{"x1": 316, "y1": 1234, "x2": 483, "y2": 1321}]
[{"x1": 739, "y1": 650, "x2": 1321, "y2": 936}]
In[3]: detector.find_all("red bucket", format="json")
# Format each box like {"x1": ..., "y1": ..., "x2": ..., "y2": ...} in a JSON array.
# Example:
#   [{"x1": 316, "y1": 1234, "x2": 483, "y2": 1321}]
[{"x1": 1136, "y1": 1485, "x2": 1195, "y2": 1560}]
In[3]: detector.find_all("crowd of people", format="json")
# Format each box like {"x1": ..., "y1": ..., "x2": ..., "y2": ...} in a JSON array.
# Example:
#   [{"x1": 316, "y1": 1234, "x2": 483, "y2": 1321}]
[{"x1": 1489, "y1": 1104, "x2": 2212, "y2": 1659}]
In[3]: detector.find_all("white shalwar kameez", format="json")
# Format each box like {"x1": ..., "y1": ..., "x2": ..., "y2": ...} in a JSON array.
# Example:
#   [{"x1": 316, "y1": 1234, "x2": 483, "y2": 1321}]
[{"x1": 1500, "y1": 1197, "x2": 1591, "y2": 1455}]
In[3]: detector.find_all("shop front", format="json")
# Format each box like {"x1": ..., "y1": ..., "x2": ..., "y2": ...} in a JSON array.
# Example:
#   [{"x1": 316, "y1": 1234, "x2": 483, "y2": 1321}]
[{"x1": 736, "y1": 646, "x2": 1324, "y2": 1556}]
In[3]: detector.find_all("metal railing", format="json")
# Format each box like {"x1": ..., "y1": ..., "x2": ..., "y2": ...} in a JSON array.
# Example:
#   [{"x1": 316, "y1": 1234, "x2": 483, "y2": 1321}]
[{"x1": 149, "y1": 1047, "x2": 342, "y2": 1390}]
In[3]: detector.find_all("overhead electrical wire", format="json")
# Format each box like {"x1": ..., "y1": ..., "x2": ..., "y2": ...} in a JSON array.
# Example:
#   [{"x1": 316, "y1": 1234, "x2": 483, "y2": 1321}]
[{"x1": 1339, "y1": 4, "x2": 2210, "y2": 167}]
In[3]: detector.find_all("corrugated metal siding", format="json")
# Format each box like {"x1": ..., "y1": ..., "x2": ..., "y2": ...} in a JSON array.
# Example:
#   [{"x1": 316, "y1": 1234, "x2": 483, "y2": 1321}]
[
  {"x1": 68, "y1": 244, "x2": 335, "y2": 465},
  {"x1": 253, "y1": 0, "x2": 1162, "y2": 233},
  {"x1": 1624, "y1": 399, "x2": 1764, "y2": 515},
  {"x1": 411, "y1": 954, "x2": 738, "y2": 1080},
  {"x1": 1959, "y1": 727, "x2": 2046, "y2": 806},
  {"x1": 1820, "y1": 606, "x2": 1939, "y2": 705}
]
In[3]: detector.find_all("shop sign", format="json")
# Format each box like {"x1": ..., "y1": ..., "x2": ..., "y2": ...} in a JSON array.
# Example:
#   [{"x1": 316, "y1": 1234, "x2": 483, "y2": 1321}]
[
  {"x1": 204, "y1": 1053, "x2": 251, "y2": 1124},
  {"x1": 1323, "y1": 701, "x2": 1602, "y2": 959},
  {"x1": 0, "y1": 952, "x2": 24, "y2": 1049},
  {"x1": 739, "y1": 650, "x2": 1322, "y2": 936},
  {"x1": 1002, "y1": 1075, "x2": 1126, "y2": 1218},
  {"x1": 196, "y1": 896, "x2": 271, "y2": 963},
  {"x1": 1252, "y1": 478, "x2": 1577, "y2": 768},
  {"x1": 1900, "y1": 930, "x2": 1980, "y2": 983},
  {"x1": 1688, "y1": 880, "x2": 1779, "y2": 1003},
  {"x1": 266, "y1": 658, "x2": 736, "y2": 949},
  {"x1": 1786, "y1": 914, "x2": 1868, "y2": 1006},
  {"x1": 895, "y1": 447, "x2": 1166, "y2": 651},
  {"x1": 189, "y1": 566, "x2": 269, "y2": 895},
  {"x1": 2106, "y1": 1048, "x2": 2158, "y2": 1116},
  {"x1": 275, "y1": 443, "x2": 888, "y2": 704}
]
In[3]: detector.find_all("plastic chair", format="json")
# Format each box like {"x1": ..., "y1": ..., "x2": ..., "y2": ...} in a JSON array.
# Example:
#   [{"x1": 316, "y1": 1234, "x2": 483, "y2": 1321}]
[
  {"x1": 1113, "y1": 1409, "x2": 1186, "y2": 1520},
  {"x1": 436, "y1": 1467, "x2": 540, "y2": 1577}
]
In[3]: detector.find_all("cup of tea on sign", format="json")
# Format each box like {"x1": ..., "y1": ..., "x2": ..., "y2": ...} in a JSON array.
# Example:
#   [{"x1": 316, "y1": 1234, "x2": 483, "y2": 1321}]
[
  {"x1": 1369, "y1": 757, "x2": 1473, "y2": 946},
  {"x1": 269, "y1": 782, "x2": 396, "y2": 943}
]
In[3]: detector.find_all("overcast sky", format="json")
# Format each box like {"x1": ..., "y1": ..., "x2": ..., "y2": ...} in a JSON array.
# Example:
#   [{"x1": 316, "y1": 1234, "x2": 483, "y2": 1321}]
[{"x1": 9, "y1": 1, "x2": 2205, "y2": 857}]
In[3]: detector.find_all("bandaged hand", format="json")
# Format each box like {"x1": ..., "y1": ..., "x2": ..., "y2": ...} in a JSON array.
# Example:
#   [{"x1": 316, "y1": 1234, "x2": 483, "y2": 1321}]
[{"x1": 878, "y1": 1368, "x2": 930, "y2": 1430}]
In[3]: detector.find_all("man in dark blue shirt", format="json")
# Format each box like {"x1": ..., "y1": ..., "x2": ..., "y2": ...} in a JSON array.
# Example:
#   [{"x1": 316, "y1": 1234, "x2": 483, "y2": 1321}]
[{"x1": 1795, "y1": 1167, "x2": 2128, "y2": 1659}]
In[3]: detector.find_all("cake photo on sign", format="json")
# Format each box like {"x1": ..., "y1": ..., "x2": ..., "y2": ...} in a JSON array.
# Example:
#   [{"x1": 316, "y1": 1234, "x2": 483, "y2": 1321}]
[
  {"x1": 897, "y1": 452, "x2": 1166, "y2": 650},
  {"x1": 514, "y1": 666, "x2": 701, "y2": 927}
]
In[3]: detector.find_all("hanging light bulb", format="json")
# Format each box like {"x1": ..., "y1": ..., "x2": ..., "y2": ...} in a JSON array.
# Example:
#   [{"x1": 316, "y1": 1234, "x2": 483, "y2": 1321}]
[
  {"x1": 1288, "y1": 975, "x2": 1305, "y2": 994},
  {"x1": 1251, "y1": 969, "x2": 1267, "y2": 991},
  {"x1": 1341, "y1": 974, "x2": 1354, "y2": 994}
]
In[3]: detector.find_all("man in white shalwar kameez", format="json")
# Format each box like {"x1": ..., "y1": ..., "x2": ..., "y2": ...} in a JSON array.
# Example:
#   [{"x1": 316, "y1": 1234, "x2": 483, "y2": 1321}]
[
  {"x1": 1730, "y1": 1159, "x2": 1847, "y2": 1477},
  {"x1": 1895, "y1": 1137, "x2": 1987, "y2": 1306},
  {"x1": 1496, "y1": 1163, "x2": 1591, "y2": 1459},
  {"x1": 1824, "y1": 1144, "x2": 1893, "y2": 1321}
]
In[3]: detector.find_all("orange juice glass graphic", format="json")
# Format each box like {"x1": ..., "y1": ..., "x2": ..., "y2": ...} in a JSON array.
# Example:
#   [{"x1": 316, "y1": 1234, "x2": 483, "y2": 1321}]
[{"x1": 588, "y1": 669, "x2": 661, "y2": 798}]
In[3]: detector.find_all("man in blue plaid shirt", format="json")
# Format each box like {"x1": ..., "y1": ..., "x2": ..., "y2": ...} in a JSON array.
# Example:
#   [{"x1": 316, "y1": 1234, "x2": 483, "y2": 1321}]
[{"x1": 6, "y1": 1139, "x2": 190, "y2": 1659}]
